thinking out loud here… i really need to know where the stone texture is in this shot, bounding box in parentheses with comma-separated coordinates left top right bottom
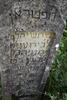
(0, 0, 67, 100)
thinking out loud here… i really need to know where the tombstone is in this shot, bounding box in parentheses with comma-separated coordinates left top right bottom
(0, 0, 67, 100)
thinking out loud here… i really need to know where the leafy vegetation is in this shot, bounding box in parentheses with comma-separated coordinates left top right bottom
(44, 20, 67, 100)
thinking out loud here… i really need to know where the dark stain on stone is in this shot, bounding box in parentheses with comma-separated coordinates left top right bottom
(26, 58, 29, 65)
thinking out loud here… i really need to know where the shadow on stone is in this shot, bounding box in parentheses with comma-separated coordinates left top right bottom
(12, 94, 19, 100)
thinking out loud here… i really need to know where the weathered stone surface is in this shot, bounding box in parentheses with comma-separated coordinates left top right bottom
(0, 0, 67, 100)
(0, 0, 17, 14)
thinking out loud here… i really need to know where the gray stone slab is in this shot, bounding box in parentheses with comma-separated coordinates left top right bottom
(0, 0, 67, 100)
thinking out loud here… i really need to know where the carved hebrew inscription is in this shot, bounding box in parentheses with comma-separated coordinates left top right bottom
(11, 7, 56, 19)
(10, 31, 55, 64)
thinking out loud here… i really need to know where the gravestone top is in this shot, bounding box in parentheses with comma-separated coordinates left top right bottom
(0, 0, 67, 100)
